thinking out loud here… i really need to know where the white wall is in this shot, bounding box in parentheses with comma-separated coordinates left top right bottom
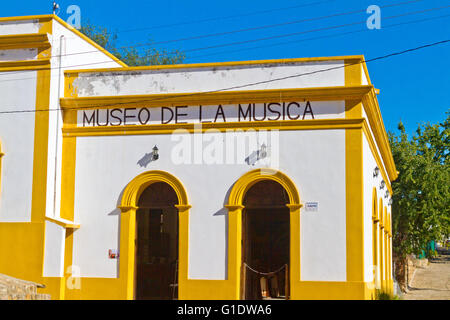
(45, 19, 124, 220)
(43, 221, 66, 277)
(0, 20, 40, 35)
(0, 49, 38, 61)
(72, 60, 345, 97)
(71, 128, 346, 280)
(363, 136, 375, 282)
(0, 71, 37, 222)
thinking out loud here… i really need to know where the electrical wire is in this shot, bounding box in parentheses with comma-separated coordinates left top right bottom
(115, 0, 337, 33)
(0, 38, 448, 115)
(0, 0, 423, 56)
(189, 12, 450, 60)
(0, 2, 446, 82)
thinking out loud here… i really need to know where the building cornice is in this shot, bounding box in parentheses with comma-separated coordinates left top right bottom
(0, 33, 50, 50)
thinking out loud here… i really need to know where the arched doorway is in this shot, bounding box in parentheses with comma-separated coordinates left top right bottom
(241, 180, 290, 300)
(135, 182, 179, 300)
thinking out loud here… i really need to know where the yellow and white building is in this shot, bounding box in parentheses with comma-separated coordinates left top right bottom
(0, 15, 396, 300)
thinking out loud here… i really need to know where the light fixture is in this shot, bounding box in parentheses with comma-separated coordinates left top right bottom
(380, 180, 385, 190)
(52, 2, 60, 15)
(152, 145, 159, 161)
(259, 143, 267, 159)
(388, 198, 393, 206)
(373, 166, 380, 178)
(385, 190, 389, 199)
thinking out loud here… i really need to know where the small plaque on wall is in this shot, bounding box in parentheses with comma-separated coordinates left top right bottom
(305, 202, 319, 212)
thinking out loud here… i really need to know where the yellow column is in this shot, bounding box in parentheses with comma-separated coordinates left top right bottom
(379, 224, 384, 291)
(118, 206, 137, 300)
(225, 205, 244, 299)
(287, 204, 302, 299)
(176, 204, 192, 299)
(344, 58, 365, 291)
(373, 219, 381, 290)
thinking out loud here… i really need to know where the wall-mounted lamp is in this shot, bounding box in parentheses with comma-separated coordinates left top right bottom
(373, 166, 380, 178)
(259, 143, 267, 159)
(380, 180, 385, 190)
(52, 2, 60, 15)
(152, 145, 159, 161)
(385, 190, 389, 199)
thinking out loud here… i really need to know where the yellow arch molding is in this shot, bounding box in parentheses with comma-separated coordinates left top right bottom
(372, 188, 380, 293)
(0, 141, 3, 197)
(225, 168, 302, 299)
(119, 170, 189, 208)
(118, 170, 191, 300)
(227, 168, 301, 206)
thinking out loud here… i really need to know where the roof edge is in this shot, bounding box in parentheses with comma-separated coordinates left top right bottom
(64, 55, 367, 75)
(0, 14, 127, 68)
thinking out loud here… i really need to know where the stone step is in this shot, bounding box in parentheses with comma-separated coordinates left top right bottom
(0, 274, 50, 300)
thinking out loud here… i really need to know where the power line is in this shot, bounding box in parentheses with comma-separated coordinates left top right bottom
(189, 12, 450, 60)
(113, 0, 423, 49)
(0, 0, 422, 57)
(0, 38, 448, 115)
(0, 2, 446, 82)
(115, 0, 337, 33)
(181, 4, 450, 54)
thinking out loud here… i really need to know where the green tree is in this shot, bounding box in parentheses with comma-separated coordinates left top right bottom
(80, 23, 185, 66)
(389, 111, 449, 287)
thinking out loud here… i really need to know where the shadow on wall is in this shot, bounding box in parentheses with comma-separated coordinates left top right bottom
(210, 184, 234, 279)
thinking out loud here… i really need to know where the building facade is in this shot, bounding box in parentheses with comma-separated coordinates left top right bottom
(0, 15, 396, 300)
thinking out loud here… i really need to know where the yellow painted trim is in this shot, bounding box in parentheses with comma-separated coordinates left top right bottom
(225, 168, 301, 299)
(118, 170, 190, 300)
(64, 72, 78, 97)
(60, 86, 373, 109)
(0, 59, 50, 72)
(0, 15, 52, 22)
(378, 199, 385, 291)
(345, 127, 364, 282)
(0, 33, 50, 50)
(344, 61, 365, 283)
(30, 19, 52, 222)
(120, 171, 189, 207)
(63, 118, 365, 137)
(383, 206, 388, 291)
(64, 55, 363, 75)
(362, 92, 398, 181)
(228, 169, 300, 206)
(345, 58, 362, 88)
(0, 222, 46, 289)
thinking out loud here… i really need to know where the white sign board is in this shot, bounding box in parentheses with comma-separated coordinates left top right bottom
(305, 202, 319, 212)
(76, 101, 345, 128)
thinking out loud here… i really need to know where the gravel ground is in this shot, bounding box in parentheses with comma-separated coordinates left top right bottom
(403, 255, 450, 300)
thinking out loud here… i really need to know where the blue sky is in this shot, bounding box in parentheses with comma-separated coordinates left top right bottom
(3, 0, 449, 136)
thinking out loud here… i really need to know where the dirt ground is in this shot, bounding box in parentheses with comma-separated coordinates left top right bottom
(403, 255, 450, 300)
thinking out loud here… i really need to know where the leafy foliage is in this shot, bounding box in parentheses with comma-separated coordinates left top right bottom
(389, 111, 450, 260)
(80, 23, 185, 66)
